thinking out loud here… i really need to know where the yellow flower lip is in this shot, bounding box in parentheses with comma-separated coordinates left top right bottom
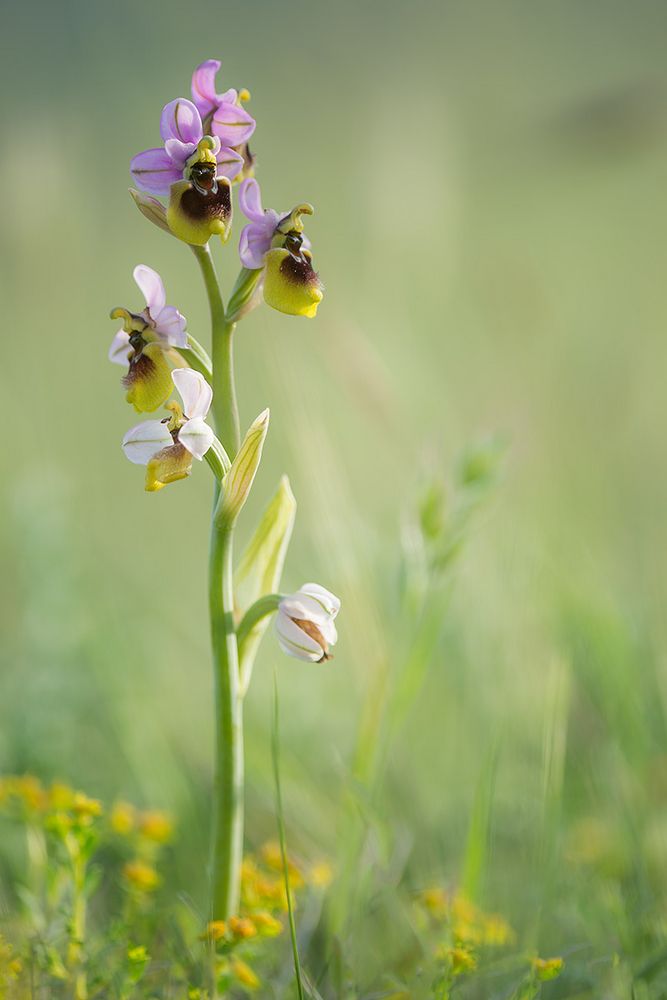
(167, 177, 232, 246)
(123, 342, 174, 414)
(263, 247, 323, 318)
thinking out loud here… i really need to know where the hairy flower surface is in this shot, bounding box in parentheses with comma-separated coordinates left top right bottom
(122, 368, 214, 491)
(131, 98, 243, 195)
(110, 265, 187, 413)
(275, 583, 340, 662)
(238, 178, 323, 317)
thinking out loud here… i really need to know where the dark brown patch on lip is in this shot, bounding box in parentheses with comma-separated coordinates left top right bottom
(290, 617, 332, 662)
(123, 350, 155, 388)
(179, 181, 231, 223)
(279, 252, 319, 288)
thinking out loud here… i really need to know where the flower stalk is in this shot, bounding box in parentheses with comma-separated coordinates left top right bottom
(191, 243, 239, 457)
(116, 58, 339, 931)
(193, 245, 245, 919)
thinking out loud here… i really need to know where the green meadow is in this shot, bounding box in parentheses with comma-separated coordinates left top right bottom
(2, 1, 667, 995)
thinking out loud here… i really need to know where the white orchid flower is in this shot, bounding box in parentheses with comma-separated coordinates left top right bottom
(274, 583, 340, 662)
(122, 368, 214, 491)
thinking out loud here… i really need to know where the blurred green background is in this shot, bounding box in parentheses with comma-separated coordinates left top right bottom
(2, 0, 667, 993)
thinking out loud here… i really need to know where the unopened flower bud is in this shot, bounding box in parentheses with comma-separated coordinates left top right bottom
(129, 188, 174, 236)
(275, 583, 340, 662)
(217, 409, 269, 526)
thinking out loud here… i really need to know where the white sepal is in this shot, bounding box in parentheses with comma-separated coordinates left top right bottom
(109, 329, 131, 365)
(178, 416, 214, 460)
(172, 368, 212, 419)
(274, 611, 323, 662)
(133, 264, 166, 316)
(122, 420, 172, 465)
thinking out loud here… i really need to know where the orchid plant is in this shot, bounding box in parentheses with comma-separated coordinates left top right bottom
(111, 60, 339, 927)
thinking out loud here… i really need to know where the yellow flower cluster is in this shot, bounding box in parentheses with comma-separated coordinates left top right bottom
(110, 801, 174, 844)
(201, 843, 333, 992)
(0, 935, 22, 986)
(0, 776, 104, 848)
(532, 956, 564, 981)
(0, 775, 171, 902)
(109, 800, 173, 897)
(417, 886, 515, 978)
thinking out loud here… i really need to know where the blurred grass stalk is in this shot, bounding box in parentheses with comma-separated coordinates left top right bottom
(329, 441, 505, 938)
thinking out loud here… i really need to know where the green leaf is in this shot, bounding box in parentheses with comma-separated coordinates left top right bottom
(236, 476, 297, 688)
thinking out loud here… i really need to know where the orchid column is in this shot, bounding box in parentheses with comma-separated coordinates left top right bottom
(110, 59, 337, 923)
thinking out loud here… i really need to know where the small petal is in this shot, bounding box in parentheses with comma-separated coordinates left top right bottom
(164, 137, 198, 169)
(178, 416, 214, 460)
(216, 145, 244, 181)
(191, 59, 222, 118)
(160, 98, 203, 145)
(239, 222, 273, 270)
(172, 368, 212, 419)
(130, 148, 184, 195)
(109, 329, 131, 366)
(153, 305, 187, 348)
(238, 178, 264, 222)
(210, 101, 256, 147)
(122, 420, 173, 465)
(275, 612, 323, 662)
(299, 583, 341, 620)
(133, 265, 166, 317)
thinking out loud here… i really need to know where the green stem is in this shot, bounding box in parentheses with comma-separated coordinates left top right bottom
(177, 334, 213, 381)
(209, 523, 243, 919)
(272, 669, 304, 1000)
(193, 241, 244, 922)
(191, 244, 240, 457)
(66, 838, 88, 1000)
(236, 593, 281, 652)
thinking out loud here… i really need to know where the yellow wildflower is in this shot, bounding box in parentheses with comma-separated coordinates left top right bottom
(482, 913, 515, 946)
(123, 860, 160, 892)
(14, 775, 48, 812)
(420, 887, 448, 919)
(202, 920, 227, 942)
(111, 801, 136, 836)
(72, 792, 103, 821)
(449, 946, 477, 975)
(138, 810, 173, 843)
(231, 957, 260, 990)
(229, 916, 257, 940)
(49, 782, 75, 810)
(533, 956, 564, 981)
(127, 945, 149, 963)
(308, 861, 333, 888)
(253, 911, 283, 936)
(260, 841, 304, 887)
